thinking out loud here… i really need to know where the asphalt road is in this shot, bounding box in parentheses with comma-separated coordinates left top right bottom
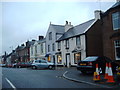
(2, 67, 100, 89)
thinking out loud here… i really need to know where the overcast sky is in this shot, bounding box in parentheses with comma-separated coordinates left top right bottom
(1, 0, 116, 55)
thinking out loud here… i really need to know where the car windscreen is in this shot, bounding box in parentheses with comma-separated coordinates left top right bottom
(83, 57, 98, 61)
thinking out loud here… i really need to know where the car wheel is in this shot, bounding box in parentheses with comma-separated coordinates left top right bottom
(49, 65, 53, 69)
(32, 66, 37, 69)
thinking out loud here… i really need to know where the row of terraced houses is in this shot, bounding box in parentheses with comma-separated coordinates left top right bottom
(1, 1, 120, 67)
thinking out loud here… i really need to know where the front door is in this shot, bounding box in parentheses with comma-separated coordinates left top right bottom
(66, 54, 70, 67)
(53, 55, 55, 64)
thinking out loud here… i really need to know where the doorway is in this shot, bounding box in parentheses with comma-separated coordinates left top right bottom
(66, 53, 70, 67)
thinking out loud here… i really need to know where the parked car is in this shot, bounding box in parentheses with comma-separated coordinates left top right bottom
(77, 56, 118, 74)
(31, 60, 55, 69)
(16, 62, 29, 68)
(25, 62, 32, 67)
(0, 64, 6, 67)
(6, 64, 13, 68)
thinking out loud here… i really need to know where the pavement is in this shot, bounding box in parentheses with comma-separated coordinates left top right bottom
(55, 67, 120, 88)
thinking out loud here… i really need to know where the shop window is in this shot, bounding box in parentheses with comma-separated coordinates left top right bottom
(57, 55, 62, 64)
(74, 53, 81, 64)
(114, 40, 120, 60)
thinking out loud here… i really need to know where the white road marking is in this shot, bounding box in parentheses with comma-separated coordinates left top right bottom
(5, 78, 16, 90)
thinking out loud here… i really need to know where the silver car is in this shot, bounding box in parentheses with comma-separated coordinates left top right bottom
(31, 60, 55, 69)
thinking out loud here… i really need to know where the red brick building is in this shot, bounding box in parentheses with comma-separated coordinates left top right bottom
(101, 1, 120, 63)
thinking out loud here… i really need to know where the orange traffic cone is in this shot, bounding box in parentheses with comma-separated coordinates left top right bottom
(106, 63, 115, 83)
(93, 63, 100, 81)
(104, 63, 109, 79)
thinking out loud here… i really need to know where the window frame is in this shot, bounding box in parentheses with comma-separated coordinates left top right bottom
(112, 12, 120, 30)
(76, 36, 81, 46)
(74, 53, 81, 64)
(52, 43, 55, 51)
(49, 32, 52, 40)
(48, 45, 50, 52)
(41, 43, 43, 53)
(114, 40, 120, 60)
(65, 39, 69, 49)
(58, 41, 61, 50)
(57, 55, 62, 64)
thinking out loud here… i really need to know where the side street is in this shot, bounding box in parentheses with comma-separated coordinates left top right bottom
(1, 0, 120, 89)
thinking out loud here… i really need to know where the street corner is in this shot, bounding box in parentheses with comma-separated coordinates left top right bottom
(62, 69, 120, 88)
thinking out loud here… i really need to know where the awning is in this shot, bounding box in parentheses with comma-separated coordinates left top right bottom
(55, 52, 61, 55)
(72, 49, 81, 53)
(45, 54, 51, 57)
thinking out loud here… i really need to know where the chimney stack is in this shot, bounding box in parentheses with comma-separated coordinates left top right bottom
(39, 36, 44, 40)
(65, 21, 73, 32)
(94, 10, 101, 20)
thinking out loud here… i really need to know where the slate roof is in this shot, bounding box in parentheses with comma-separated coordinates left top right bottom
(110, 1, 120, 9)
(57, 19, 96, 41)
(26, 40, 35, 48)
(16, 45, 25, 51)
(37, 38, 46, 43)
(51, 24, 65, 33)
(102, 1, 120, 16)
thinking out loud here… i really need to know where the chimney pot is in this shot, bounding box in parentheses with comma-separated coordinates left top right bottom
(69, 22, 71, 25)
(66, 21, 68, 25)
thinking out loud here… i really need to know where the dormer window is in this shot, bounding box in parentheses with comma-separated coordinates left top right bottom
(49, 32, 52, 40)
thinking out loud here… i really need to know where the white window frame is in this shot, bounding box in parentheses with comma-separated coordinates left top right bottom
(114, 40, 120, 60)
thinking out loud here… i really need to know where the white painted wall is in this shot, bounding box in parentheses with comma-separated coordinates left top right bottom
(30, 40, 46, 61)
(58, 35, 86, 67)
